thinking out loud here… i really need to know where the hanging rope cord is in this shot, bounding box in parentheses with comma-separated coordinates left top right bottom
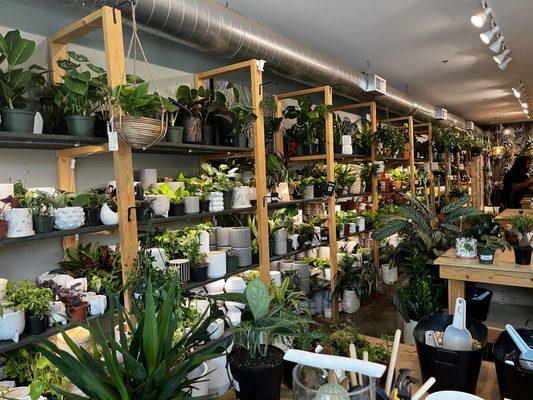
(111, 2, 167, 149)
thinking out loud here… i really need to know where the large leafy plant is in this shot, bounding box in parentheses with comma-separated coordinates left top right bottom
(0, 30, 46, 109)
(283, 96, 333, 145)
(266, 153, 289, 190)
(373, 123, 406, 158)
(38, 278, 225, 399)
(200, 163, 237, 192)
(113, 81, 176, 117)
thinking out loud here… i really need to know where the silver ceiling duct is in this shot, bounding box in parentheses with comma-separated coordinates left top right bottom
(72, 0, 479, 133)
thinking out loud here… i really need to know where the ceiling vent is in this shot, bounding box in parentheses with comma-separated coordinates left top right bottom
(366, 74, 387, 95)
(466, 121, 475, 131)
(435, 107, 448, 120)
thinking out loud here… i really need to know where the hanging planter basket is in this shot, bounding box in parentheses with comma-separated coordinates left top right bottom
(115, 114, 167, 149)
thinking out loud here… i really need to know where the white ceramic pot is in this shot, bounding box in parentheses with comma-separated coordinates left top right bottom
(205, 279, 226, 294)
(374, 161, 385, 173)
(274, 240, 287, 256)
(207, 318, 224, 340)
(67, 277, 87, 291)
(100, 203, 119, 225)
(27, 187, 57, 196)
(187, 362, 209, 398)
(288, 234, 299, 251)
(85, 294, 107, 316)
(145, 248, 166, 270)
(355, 216, 365, 232)
(426, 391, 483, 400)
(216, 227, 232, 247)
(208, 191, 224, 212)
(318, 246, 330, 259)
(323, 308, 332, 319)
(226, 309, 242, 326)
(279, 259, 294, 272)
(0, 278, 6, 301)
(53, 206, 84, 231)
(139, 168, 157, 189)
(199, 230, 210, 253)
(224, 276, 246, 293)
(206, 354, 231, 396)
(230, 227, 251, 248)
(233, 247, 252, 267)
(342, 290, 360, 314)
(49, 301, 67, 326)
(183, 196, 200, 215)
(455, 237, 478, 258)
(273, 228, 287, 243)
(225, 301, 245, 312)
(232, 186, 251, 208)
(293, 261, 310, 279)
(5, 208, 34, 238)
(304, 185, 315, 200)
(324, 268, 332, 281)
(403, 319, 418, 345)
(0, 310, 25, 342)
(342, 134, 352, 145)
(206, 251, 226, 278)
(269, 271, 282, 287)
(381, 263, 398, 284)
(146, 194, 170, 217)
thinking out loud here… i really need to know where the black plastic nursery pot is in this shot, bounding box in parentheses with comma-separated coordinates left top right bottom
(202, 124, 215, 145)
(26, 314, 47, 335)
(1, 108, 35, 132)
(303, 143, 317, 155)
(182, 116, 202, 143)
(466, 287, 493, 322)
(513, 246, 532, 265)
(33, 215, 54, 234)
(136, 207, 154, 221)
(414, 314, 487, 394)
(334, 144, 343, 154)
(252, 252, 259, 264)
(493, 328, 533, 400)
(190, 263, 208, 282)
(65, 115, 96, 137)
(166, 126, 184, 143)
(95, 118, 109, 138)
(169, 202, 185, 216)
(281, 359, 296, 390)
(478, 248, 495, 264)
(227, 256, 239, 273)
(85, 207, 101, 227)
(200, 199, 210, 213)
(222, 190, 233, 210)
(229, 346, 284, 400)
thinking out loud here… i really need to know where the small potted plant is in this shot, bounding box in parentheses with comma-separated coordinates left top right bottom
(135, 197, 154, 221)
(178, 231, 208, 282)
(352, 123, 373, 156)
(173, 85, 205, 144)
(197, 179, 211, 213)
(372, 123, 406, 159)
(74, 189, 108, 226)
(509, 213, 533, 265)
(334, 163, 357, 196)
(334, 254, 361, 314)
(166, 102, 184, 143)
(266, 153, 288, 202)
(200, 163, 237, 210)
(455, 216, 478, 258)
(0, 30, 46, 132)
(27, 190, 56, 234)
(53, 192, 86, 231)
(333, 114, 355, 154)
(59, 289, 88, 321)
(389, 168, 410, 191)
(2, 181, 34, 238)
(477, 234, 510, 264)
(6, 280, 53, 335)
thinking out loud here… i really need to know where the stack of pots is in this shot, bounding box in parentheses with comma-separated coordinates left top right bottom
(209, 191, 224, 212)
(230, 227, 252, 268)
(168, 259, 190, 283)
(293, 260, 310, 293)
(273, 228, 288, 256)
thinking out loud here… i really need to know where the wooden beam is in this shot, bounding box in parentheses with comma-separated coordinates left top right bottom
(49, 8, 104, 44)
(428, 124, 436, 213)
(195, 60, 254, 81)
(444, 150, 450, 203)
(275, 86, 331, 100)
(334, 102, 375, 112)
(408, 117, 415, 193)
(56, 144, 109, 158)
(274, 95, 284, 155)
(370, 102, 378, 213)
(56, 153, 78, 250)
(381, 116, 411, 123)
(48, 40, 67, 84)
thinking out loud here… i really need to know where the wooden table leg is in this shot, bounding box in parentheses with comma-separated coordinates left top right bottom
(448, 279, 465, 313)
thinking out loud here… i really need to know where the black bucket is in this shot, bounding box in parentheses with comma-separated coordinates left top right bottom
(414, 314, 487, 394)
(493, 328, 533, 400)
(466, 287, 493, 322)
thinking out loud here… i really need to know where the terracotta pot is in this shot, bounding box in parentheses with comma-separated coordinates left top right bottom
(0, 220, 7, 240)
(69, 304, 88, 321)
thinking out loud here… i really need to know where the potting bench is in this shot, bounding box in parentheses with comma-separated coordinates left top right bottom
(493, 208, 533, 226)
(435, 247, 533, 342)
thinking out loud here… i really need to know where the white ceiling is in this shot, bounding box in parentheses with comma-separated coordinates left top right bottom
(219, 0, 533, 125)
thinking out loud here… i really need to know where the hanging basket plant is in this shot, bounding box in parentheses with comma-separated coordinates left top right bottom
(110, 4, 175, 149)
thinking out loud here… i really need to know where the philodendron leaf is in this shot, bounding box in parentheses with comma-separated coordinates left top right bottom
(5, 30, 35, 67)
(246, 278, 269, 321)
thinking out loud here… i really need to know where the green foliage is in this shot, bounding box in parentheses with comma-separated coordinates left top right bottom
(200, 163, 237, 192)
(148, 183, 189, 204)
(71, 189, 108, 209)
(6, 280, 52, 318)
(113, 82, 176, 117)
(283, 96, 333, 145)
(37, 277, 225, 399)
(334, 163, 357, 191)
(333, 114, 356, 145)
(54, 192, 101, 208)
(433, 125, 461, 153)
(334, 254, 376, 303)
(27, 190, 57, 217)
(373, 124, 406, 158)
(352, 123, 373, 155)
(510, 213, 533, 247)
(389, 168, 410, 183)
(477, 234, 510, 252)
(360, 163, 380, 186)
(266, 153, 289, 189)
(0, 30, 46, 109)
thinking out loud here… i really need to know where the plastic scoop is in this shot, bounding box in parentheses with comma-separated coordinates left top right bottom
(425, 331, 441, 348)
(505, 324, 533, 371)
(443, 298, 472, 351)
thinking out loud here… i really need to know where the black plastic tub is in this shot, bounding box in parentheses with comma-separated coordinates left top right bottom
(466, 287, 493, 322)
(414, 314, 487, 394)
(493, 328, 533, 400)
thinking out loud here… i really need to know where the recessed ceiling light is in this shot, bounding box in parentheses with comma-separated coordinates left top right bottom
(489, 35, 504, 52)
(471, 6, 492, 27)
(481, 25, 500, 44)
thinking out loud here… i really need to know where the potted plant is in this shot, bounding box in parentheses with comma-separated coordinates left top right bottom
(27, 190, 56, 234)
(7, 280, 53, 335)
(200, 163, 237, 210)
(0, 30, 46, 132)
(53, 192, 86, 231)
(173, 84, 215, 144)
(389, 168, 410, 191)
(455, 216, 478, 258)
(214, 279, 310, 400)
(477, 234, 510, 264)
(2, 181, 34, 238)
(199, 86, 231, 145)
(197, 179, 212, 213)
(334, 254, 361, 314)
(333, 114, 355, 154)
(166, 102, 184, 143)
(509, 213, 533, 265)
(73, 189, 108, 226)
(266, 153, 288, 202)
(58, 289, 88, 321)
(226, 248, 239, 273)
(135, 197, 154, 221)
(352, 122, 373, 156)
(178, 230, 208, 281)
(372, 123, 406, 159)
(334, 163, 357, 196)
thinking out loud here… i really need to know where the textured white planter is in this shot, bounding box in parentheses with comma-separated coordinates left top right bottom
(342, 290, 360, 314)
(273, 228, 287, 243)
(183, 196, 200, 215)
(146, 194, 170, 217)
(168, 259, 190, 282)
(342, 145, 353, 155)
(323, 308, 332, 319)
(279, 259, 294, 272)
(216, 227, 232, 247)
(324, 268, 332, 281)
(53, 207, 84, 231)
(0, 310, 25, 342)
(341, 135, 352, 145)
(208, 191, 224, 212)
(224, 276, 246, 293)
(269, 271, 282, 287)
(304, 185, 315, 200)
(230, 227, 251, 248)
(205, 279, 225, 294)
(187, 362, 209, 398)
(206, 251, 226, 278)
(199, 230, 210, 254)
(49, 301, 67, 326)
(85, 294, 107, 316)
(355, 216, 365, 232)
(318, 246, 330, 259)
(248, 187, 257, 202)
(100, 203, 119, 225)
(403, 319, 418, 345)
(5, 208, 34, 238)
(145, 248, 166, 270)
(274, 240, 287, 256)
(381, 263, 398, 284)
(456, 237, 478, 258)
(232, 186, 251, 208)
(207, 318, 224, 340)
(233, 247, 252, 267)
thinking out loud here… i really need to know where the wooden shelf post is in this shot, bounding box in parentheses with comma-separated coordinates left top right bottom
(408, 116, 415, 193)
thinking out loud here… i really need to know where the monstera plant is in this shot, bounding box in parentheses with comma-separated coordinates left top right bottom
(0, 29, 46, 132)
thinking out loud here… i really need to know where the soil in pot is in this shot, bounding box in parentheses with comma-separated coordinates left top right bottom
(166, 126, 184, 143)
(0, 220, 6, 240)
(169, 202, 185, 216)
(26, 314, 47, 335)
(478, 248, 495, 264)
(69, 304, 88, 321)
(514, 246, 532, 265)
(65, 115, 96, 137)
(200, 199, 210, 213)
(33, 215, 54, 234)
(136, 207, 153, 221)
(202, 124, 215, 145)
(190, 263, 208, 282)
(229, 346, 284, 400)
(1, 108, 35, 132)
(85, 207, 101, 227)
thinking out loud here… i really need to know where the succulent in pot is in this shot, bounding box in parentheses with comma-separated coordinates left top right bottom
(477, 234, 510, 265)
(509, 213, 533, 265)
(27, 190, 56, 234)
(0, 30, 46, 132)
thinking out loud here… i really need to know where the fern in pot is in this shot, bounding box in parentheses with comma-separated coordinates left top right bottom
(0, 30, 46, 132)
(509, 213, 533, 265)
(477, 234, 510, 265)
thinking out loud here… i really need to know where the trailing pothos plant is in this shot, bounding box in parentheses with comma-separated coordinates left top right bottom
(0, 30, 46, 109)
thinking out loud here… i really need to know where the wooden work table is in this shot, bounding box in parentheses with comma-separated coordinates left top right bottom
(435, 247, 533, 342)
(493, 208, 533, 225)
